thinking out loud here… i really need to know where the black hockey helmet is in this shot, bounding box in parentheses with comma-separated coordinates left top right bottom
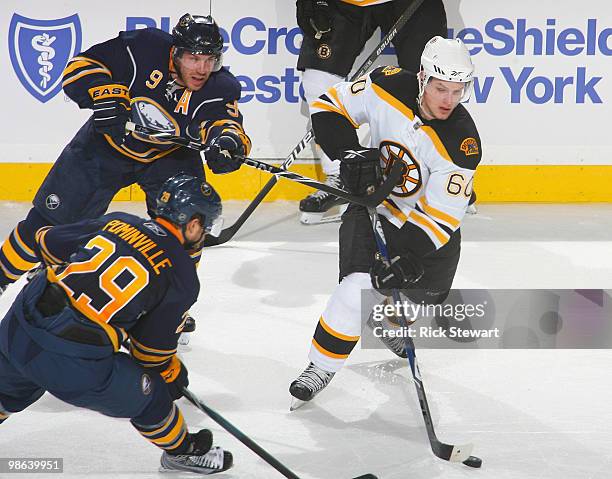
(155, 173, 222, 237)
(172, 13, 224, 70)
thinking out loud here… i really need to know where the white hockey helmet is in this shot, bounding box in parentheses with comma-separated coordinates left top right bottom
(418, 36, 475, 104)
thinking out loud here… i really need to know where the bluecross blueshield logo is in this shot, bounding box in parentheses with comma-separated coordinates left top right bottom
(8, 14, 82, 103)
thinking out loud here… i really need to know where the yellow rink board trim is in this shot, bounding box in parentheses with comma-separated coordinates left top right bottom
(1, 163, 612, 202)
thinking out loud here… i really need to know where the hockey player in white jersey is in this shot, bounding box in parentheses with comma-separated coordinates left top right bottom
(290, 37, 482, 406)
(296, 0, 447, 224)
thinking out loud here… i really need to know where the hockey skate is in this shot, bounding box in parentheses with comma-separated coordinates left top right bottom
(160, 429, 233, 474)
(366, 302, 408, 359)
(466, 191, 478, 215)
(178, 312, 196, 346)
(299, 173, 348, 225)
(289, 362, 335, 411)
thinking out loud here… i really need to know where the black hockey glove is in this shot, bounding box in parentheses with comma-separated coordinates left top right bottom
(297, 0, 332, 40)
(339, 148, 382, 195)
(370, 252, 425, 295)
(205, 130, 245, 174)
(88, 81, 131, 145)
(161, 356, 189, 401)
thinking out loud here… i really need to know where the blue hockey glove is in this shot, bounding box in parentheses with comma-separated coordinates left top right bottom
(88, 82, 131, 145)
(205, 130, 245, 174)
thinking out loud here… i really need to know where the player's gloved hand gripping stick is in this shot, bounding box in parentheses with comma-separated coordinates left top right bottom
(125, 122, 406, 211)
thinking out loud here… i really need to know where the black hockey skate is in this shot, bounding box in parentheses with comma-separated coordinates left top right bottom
(366, 304, 408, 359)
(160, 429, 233, 474)
(299, 173, 348, 225)
(289, 362, 335, 410)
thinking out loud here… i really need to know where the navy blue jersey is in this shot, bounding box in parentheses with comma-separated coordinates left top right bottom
(62, 28, 250, 163)
(33, 212, 198, 369)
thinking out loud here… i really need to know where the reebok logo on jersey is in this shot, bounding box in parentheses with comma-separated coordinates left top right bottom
(460, 138, 479, 156)
(144, 222, 167, 236)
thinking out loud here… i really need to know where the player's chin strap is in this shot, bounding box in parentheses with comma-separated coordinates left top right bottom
(181, 386, 378, 479)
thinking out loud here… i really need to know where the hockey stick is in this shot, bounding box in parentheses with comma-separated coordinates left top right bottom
(367, 207, 482, 467)
(182, 387, 377, 479)
(125, 122, 405, 210)
(201, 0, 425, 246)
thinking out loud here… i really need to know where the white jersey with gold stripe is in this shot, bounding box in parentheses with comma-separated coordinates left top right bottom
(340, 0, 393, 6)
(310, 66, 482, 255)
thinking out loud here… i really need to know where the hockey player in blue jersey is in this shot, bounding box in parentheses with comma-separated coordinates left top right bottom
(0, 174, 233, 474)
(0, 13, 251, 335)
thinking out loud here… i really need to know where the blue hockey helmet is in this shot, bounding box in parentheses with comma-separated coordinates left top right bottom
(155, 174, 222, 234)
(172, 13, 224, 71)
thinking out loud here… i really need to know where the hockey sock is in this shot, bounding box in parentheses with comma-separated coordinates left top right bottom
(132, 404, 188, 452)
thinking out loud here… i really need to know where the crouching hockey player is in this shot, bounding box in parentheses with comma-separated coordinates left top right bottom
(289, 37, 482, 407)
(0, 174, 231, 474)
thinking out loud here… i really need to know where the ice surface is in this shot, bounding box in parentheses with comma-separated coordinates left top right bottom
(1, 201, 611, 478)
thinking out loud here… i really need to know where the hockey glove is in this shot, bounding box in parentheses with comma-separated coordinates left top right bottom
(161, 355, 189, 401)
(370, 252, 425, 295)
(297, 0, 332, 40)
(205, 130, 245, 174)
(88, 81, 131, 145)
(339, 148, 382, 195)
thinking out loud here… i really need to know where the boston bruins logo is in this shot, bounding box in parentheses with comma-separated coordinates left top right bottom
(317, 44, 332, 59)
(379, 140, 422, 197)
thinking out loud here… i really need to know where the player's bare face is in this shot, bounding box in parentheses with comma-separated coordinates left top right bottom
(420, 79, 465, 120)
(176, 52, 217, 91)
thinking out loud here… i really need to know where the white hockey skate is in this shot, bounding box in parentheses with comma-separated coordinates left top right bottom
(289, 362, 335, 411)
(159, 429, 232, 475)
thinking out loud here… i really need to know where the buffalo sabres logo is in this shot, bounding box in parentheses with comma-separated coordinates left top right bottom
(201, 183, 212, 196)
(131, 98, 179, 144)
(379, 140, 422, 197)
(141, 374, 152, 395)
(45, 194, 60, 210)
(9, 14, 82, 103)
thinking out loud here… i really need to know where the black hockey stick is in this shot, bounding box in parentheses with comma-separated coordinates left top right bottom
(125, 122, 404, 210)
(182, 387, 377, 479)
(367, 207, 482, 467)
(200, 0, 425, 246)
